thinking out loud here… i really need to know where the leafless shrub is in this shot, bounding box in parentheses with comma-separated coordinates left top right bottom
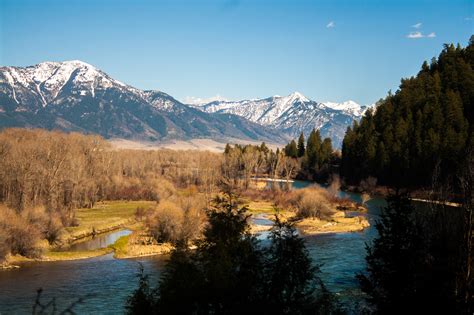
(45, 214, 64, 245)
(148, 201, 184, 244)
(0, 228, 8, 263)
(145, 193, 207, 245)
(283, 186, 336, 220)
(0, 205, 43, 259)
(328, 174, 341, 198)
(181, 206, 205, 244)
(135, 206, 154, 221)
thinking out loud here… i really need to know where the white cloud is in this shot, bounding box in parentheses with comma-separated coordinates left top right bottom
(465, 16, 473, 21)
(182, 95, 229, 105)
(326, 21, 335, 28)
(407, 31, 424, 39)
(412, 22, 422, 29)
(406, 31, 437, 39)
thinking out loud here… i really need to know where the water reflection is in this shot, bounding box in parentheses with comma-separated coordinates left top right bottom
(63, 229, 132, 252)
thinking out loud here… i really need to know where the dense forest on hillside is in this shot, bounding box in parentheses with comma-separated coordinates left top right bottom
(341, 38, 474, 190)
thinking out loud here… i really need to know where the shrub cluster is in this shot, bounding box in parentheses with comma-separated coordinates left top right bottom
(145, 194, 206, 245)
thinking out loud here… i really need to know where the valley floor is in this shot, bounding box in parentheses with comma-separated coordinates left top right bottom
(3, 193, 369, 268)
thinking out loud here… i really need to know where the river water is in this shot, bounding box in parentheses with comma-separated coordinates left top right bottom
(0, 181, 386, 314)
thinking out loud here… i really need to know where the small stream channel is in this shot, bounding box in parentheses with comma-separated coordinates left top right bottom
(60, 229, 133, 252)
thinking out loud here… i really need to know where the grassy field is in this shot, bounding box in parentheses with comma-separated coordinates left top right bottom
(63, 200, 156, 242)
(246, 200, 277, 214)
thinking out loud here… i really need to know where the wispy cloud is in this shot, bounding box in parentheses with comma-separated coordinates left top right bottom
(465, 16, 474, 21)
(406, 22, 436, 39)
(326, 21, 335, 28)
(407, 31, 424, 39)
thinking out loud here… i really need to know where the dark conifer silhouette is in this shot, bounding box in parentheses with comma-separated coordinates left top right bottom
(126, 191, 342, 314)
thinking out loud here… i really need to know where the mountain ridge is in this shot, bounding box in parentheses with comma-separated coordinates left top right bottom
(0, 60, 289, 144)
(0, 60, 369, 148)
(190, 92, 370, 147)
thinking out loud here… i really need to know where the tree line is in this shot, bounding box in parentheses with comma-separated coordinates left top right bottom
(222, 142, 299, 188)
(222, 129, 338, 191)
(283, 129, 339, 182)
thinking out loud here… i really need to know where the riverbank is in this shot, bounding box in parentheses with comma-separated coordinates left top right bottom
(3, 247, 114, 268)
(109, 233, 173, 259)
(344, 183, 464, 206)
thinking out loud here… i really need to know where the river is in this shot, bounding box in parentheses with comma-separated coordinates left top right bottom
(0, 181, 385, 314)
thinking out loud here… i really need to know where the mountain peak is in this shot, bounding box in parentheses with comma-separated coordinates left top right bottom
(33, 60, 96, 71)
(61, 60, 95, 68)
(286, 91, 309, 103)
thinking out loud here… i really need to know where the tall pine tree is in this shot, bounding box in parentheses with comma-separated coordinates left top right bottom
(297, 132, 305, 157)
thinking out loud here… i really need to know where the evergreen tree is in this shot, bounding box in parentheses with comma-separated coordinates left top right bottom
(156, 193, 265, 314)
(127, 192, 342, 314)
(320, 138, 333, 166)
(306, 129, 322, 173)
(297, 132, 306, 157)
(284, 140, 298, 158)
(265, 217, 343, 314)
(125, 266, 156, 314)
(358, 194, 470, 314)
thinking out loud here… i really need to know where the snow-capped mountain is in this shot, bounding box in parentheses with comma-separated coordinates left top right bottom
(0, 61, 288, 143)
(191, 92, 370, 148)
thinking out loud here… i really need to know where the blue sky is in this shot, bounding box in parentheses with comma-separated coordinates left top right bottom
(0, 0, 472, 105)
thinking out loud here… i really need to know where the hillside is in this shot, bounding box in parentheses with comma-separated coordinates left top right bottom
(341, 39, 474, 189)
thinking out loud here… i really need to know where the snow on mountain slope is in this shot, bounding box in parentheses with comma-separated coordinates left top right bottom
(0, 61, 288, 144)
(320, 100, 366, 116)
(191, 92, 369, 148)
